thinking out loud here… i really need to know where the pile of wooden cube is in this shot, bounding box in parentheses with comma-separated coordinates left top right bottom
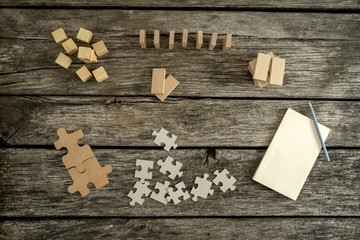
(248, 52, 286, 88)
(52, 27, 109, 83)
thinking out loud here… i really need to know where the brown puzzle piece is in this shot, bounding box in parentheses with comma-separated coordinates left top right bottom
(67, 156, 113, 197)
(53, 128, 95, 173)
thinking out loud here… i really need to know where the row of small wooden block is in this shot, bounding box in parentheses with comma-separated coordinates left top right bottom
(249, 52, 286, 88)
(140, 29, 232, 51)
(151, 69, 179, 102)
(52, 27, 109, 82)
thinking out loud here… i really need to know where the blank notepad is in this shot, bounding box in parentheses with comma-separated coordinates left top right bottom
(253, 108, 331, 200)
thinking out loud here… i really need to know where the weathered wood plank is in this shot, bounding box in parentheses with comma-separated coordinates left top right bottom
(1, 10, 358, 40)
(0, 97, 359, 147)
(0, 148, 358, 217)
(1, 38, 359, 98)
(0, 0, 359, 10)
(1, 218, 359, 240)
(1, 9, 359, 98)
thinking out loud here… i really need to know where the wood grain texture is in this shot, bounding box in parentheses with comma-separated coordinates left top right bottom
(2, 38, 359, 99)
(0, 9, 359, 98)
(0, 6, 359, 239)
(7, 9, 358, 40)
(1, 218, 359, 240)
(0, 0, 359, 10)
(0, 148, 358, 217)
(1, 97, 359, 147)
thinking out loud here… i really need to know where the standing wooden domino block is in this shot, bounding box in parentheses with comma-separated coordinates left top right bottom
(92, 40, 108, 57)
(51, 28, 68, 44)
(155, 75, 180, 102)
(78, 46, 92, 60)
(55, 52, 72, 69)
(208, 32, 218, 50)
(169, 31, 175, 49)
(269, 57, 286, 85)
(92, 66, 109, 82)
(139, 29, 146, 48)
(61, 38, 78, 55)
(182, 29, 188, 48)
(76, 27, 93, 44)
(222, 34, 232, 51)
(196, 31, 203, 49)
(151, 68, 166, 94)
(154, 30, 160, 49)
(253, 53, 272, 82)
(76, 66, 92, 82)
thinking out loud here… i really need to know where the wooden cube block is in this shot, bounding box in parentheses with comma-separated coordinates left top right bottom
(196, 31, 203, 49)
(61, 38, 78, 55)
(154, 30, 160, 49)
(90, 49, 97, 62)
(182, 29, 188, 48)
(270, 57, 286, 85)
(92, 66, 109, 82)
(51, 28, 68, 44)
(76, 27, 93, 44)
(253, 53, 272, 82)
(78, 46, 92, 60)
(155, 75, 180, 102)
(92, 40, 108, 57)
(83, 49, 97, 63)
(139, 30, 146, 48)
(169, 31, 175, 49)
(222, 34, 232, 51)
(55, 52, 72, 69)
(151, 68, 166, 94)
(208, 32, 218, 50)
(76, 66, 92, 82)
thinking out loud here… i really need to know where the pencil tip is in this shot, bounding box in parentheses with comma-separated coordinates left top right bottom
(308, 101, 312, 106)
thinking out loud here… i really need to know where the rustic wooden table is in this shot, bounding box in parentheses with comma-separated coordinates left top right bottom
(0, 1, 359, 239)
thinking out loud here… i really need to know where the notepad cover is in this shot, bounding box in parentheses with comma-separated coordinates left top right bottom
(252, 108, 331, 200)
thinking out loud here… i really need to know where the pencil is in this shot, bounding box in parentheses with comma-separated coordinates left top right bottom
(309, 102, 330, 162)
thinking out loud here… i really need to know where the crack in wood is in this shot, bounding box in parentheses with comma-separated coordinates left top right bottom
(204, 148, 216, 166)
(2, 122, 25, 145)
(0, 68, 59, 76)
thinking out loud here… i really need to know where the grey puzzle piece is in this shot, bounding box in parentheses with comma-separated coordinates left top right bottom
(150, 181, 170, 205)
(213, 169, 237, 193)
(157, 156, 183, 180)
(127, 181, 152, 206)
(190, 174, 214, 201)
(152, 128, 178, 151)
(167, 181, 190, 204)
(135, 159, 154, 183)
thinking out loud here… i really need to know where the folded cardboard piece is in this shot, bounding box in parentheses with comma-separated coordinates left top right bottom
(253, 108, 331, 200)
